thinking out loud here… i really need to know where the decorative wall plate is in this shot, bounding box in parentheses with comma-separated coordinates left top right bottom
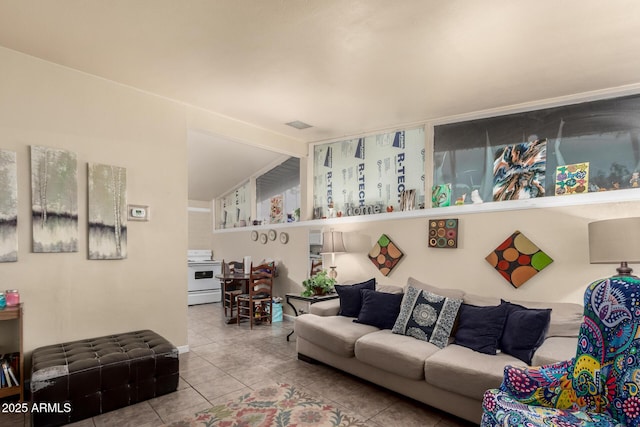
(268, 229, 277, 241)
(260, 233, 268, 244)
(251, 230, 259, 241)
(280, 232, 289, 244)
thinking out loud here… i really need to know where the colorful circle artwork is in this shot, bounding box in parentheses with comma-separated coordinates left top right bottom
(428, 218, 458, 249)
(485, 230, 553, 288)
(368, 234, 404, 276)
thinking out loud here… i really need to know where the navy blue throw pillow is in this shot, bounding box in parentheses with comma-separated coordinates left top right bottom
(355, 289, 404, 329)
(454, 302, 508, 355)
(334, 279, 376, 317)
(500, 300, 551, 365)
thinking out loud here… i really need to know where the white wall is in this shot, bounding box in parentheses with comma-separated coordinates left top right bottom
(0, 47, 189, 358)
(188, 200, 213, 250)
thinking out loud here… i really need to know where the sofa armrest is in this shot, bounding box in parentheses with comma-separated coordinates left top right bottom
(309, 299, 340, 316)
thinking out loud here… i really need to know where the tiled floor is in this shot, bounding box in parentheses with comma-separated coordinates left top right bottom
(3, 303, 478, 426)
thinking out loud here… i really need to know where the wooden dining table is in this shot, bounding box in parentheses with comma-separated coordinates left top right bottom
(216, 272, 251, 324)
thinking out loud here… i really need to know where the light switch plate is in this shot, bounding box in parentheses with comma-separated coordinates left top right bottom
(128, 204, 150, 221)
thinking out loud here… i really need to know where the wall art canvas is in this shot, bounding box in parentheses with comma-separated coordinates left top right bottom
(428, 218, 458, 248)
(31, 145, 78, 253)
(493, 139, 547, 201)
(485, 230, 553, 288)
(368, 234, 404, 276)
(0, 150, 18, 262)
(431, 183, 451, 207)
(270, 194, 284, 223)
(88, 163, 127, 260)
(555, 162, 589, 195)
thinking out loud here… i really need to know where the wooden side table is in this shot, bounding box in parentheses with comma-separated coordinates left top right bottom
(0, 303, 23, 401)
(285, 293, 339, 341)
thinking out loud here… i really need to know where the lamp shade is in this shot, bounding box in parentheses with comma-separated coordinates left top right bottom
(588, 217, 640, 264)
(321, 231, 346, 254)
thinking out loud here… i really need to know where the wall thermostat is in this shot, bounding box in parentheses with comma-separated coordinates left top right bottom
(128, 204, 150, 221)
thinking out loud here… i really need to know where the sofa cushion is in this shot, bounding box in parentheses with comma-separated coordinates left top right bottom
(355, 289, 404, 330)
(392, 285, 462, 348)
(531, 336, 578, 366)
(309, 298, 340, 316)
(454, 302, 508, 355)
(406, 277, 465, 299)
(511, 299, 583, 338)
(424, 344, 523, 400)
(294, 314, 379, 357)
(500, 301, 551, 365)
(335, 278, 376, 317)
(355, 330, 440, 380)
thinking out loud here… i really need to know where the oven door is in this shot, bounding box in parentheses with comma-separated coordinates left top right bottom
(188, 263, 221, 292)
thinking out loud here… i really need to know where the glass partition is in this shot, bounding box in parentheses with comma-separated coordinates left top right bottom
(433, 94, 640, 206)
(312, 127, 425, 218)
(216, 181, 250, 229)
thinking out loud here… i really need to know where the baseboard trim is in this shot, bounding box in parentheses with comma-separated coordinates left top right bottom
(177, 345, 190, 354)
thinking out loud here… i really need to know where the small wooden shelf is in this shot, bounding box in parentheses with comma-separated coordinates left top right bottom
(0, 304, 23, 401)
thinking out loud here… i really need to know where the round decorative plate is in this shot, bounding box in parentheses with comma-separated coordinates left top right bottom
(280, 232, 289, 244)
(259, 233, 268, 244)
(268, 229, 277, 241)
(251, 230, 259, 241)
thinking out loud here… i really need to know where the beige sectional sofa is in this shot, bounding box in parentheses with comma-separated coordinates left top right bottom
(294, 277, 583, 423)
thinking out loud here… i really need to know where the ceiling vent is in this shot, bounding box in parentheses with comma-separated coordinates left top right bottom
(285, 120, 312, 130)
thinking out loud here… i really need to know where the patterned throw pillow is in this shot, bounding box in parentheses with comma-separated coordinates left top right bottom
(392, 285, 462, 348)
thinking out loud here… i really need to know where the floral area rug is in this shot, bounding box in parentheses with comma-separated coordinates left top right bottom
(164, 383, 369, 427)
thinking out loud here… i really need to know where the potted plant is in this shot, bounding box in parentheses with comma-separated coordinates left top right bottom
(302, 270, 336, 297)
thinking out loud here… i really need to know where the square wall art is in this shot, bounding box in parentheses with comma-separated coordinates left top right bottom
(485, 230, 553, 288)
(428, 218, 458, 248)
(493, 139, 546, 201)
(555, 162, 589, 195)
(368, 234, 404, 276)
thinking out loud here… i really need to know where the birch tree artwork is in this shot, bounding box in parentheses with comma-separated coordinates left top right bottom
(0, 150, 18, 262)
(31, 145, 78, 252)
(88, 163, 127, 260)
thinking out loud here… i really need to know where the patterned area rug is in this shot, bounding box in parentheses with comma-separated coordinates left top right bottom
(164, 383, 368, 427)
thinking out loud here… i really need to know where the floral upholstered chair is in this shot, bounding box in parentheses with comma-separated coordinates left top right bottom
(481, 276, 640, 427)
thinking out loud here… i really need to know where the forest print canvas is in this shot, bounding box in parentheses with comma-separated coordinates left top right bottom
(0, 150, 18, 262)
(31, 145, 78, 252)
(88, 163, 127, 260)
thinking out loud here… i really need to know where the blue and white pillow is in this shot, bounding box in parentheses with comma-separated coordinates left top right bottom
(392, 285, 462, 348)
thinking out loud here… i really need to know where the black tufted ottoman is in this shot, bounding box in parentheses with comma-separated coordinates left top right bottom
(30, 330, 179, 427)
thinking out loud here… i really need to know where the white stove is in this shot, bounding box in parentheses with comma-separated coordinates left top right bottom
(187, 250, 222, 305)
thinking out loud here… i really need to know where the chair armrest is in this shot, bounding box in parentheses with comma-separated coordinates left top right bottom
(309, 299, 340, 316)
(499, 359, 575, 407)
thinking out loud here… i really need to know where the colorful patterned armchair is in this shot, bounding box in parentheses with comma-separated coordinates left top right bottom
(481, 276, 640, 427)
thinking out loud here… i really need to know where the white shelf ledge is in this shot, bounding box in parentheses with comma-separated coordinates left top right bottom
(213, 188, 640, 233)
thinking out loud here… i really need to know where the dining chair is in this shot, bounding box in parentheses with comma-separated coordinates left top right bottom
(236, 262, 275, 329)
(222, 260, 245, 318)
(310, 259, 323, 276)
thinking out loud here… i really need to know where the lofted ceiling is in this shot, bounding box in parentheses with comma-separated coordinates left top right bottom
(2, 1, 640, 200)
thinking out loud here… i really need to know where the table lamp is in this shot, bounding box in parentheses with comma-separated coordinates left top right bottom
(321, 229, 346, 280)
(588, 217, 640, 277)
